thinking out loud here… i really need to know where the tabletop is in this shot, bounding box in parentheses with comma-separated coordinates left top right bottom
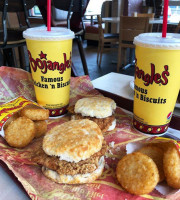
(102, 17, 119, 23)
(0, 162, 30, 200)
(102, 17, 179, 26)
(149, 18, 179, 25)
(92, 72, 134, 100)
(84, 12, 100, 17)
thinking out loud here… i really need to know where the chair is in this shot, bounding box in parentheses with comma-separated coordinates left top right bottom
(133, 12, 155, 32)
(97, 15, 119, 67)
(52, 0, 90, 76)
(117, 16, 149, 72)
(0, 0, 36, 69)
(175, 21, 180, 33)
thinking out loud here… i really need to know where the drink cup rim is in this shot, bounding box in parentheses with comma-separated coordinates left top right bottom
(134, 33, 180, 50)
(23, 27, 75, 41)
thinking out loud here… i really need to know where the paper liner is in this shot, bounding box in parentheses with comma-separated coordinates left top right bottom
(0, 66, 36, 104)
(0, 66, 178, 200)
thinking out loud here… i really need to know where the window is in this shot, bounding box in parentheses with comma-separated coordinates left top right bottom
(162, 0, 180, 22)
(168, 0, 180, 6)
(168, 6, 180, 21)
(84, 0, 111, 21)
(29, 6, 41, 17)
(85, 0, 106, 15)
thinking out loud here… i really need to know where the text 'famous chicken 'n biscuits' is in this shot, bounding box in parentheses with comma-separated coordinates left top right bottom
(32, 119, 107, 184)
(69, 96, 116, 132)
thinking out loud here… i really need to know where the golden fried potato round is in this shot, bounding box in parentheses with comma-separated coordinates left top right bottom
(20, 104, 49, 120)
(116, 152, 159, 195)
(3, 112, 20, 130)
(34, 120, 47, 138)
(150, 142, 174, 153)
(137, 146, 165, 182)
(163, 145, 180, 189)
(5, 116, 35, 148)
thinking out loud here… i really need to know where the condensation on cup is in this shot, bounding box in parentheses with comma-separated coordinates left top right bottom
(133, 33, 180, 134)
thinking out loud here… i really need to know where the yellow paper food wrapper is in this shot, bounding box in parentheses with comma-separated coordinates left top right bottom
(0, 96, 39, 136)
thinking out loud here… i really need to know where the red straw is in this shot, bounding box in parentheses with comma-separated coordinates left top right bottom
(162, 0, 169, 38)
(47, 0, 51, 31)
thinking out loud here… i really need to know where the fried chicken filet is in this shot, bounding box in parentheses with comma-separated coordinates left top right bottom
(69, 96, 117, 132)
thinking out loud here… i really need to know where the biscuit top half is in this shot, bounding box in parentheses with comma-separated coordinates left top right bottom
(74, 96, 116, 118)
(43, 119, 104, 163)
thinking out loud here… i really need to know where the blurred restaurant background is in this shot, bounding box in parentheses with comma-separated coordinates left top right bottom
(0, 0, 180, 80)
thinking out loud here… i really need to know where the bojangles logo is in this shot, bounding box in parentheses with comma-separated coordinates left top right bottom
(28, 50, 72, 74)
(135, 59, 170, 86)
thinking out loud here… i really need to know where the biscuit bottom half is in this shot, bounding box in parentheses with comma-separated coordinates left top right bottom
(42, 156, 105, 184)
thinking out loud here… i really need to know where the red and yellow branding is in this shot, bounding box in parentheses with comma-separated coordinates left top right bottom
(28, 50, 72, 74)
(25, 38, 73, 116)
(0, 96, 38, 131)
(133, 45, 180, 134)
(135, 61, 169, 86)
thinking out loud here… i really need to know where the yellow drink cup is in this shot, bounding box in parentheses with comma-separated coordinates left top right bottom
(133, 33, 180, 134)
(23, 27, 74, 117)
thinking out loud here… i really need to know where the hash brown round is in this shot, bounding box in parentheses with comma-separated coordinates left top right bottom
(20, 104, 49, 120)
(137, 146, 165, 182)
(116, 152, 159, 195)
(34, 120, 47, 138)
(163, 145, 180, 188)
(5, 116, 35, 148)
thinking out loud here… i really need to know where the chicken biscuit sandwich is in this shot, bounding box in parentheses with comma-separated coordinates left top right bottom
(32, 119, 107, 184)
(69, 96, 116, 132)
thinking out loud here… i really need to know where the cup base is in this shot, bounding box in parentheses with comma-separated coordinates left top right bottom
(133, 118, 169, 135)
(48, 105, 69, 117)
